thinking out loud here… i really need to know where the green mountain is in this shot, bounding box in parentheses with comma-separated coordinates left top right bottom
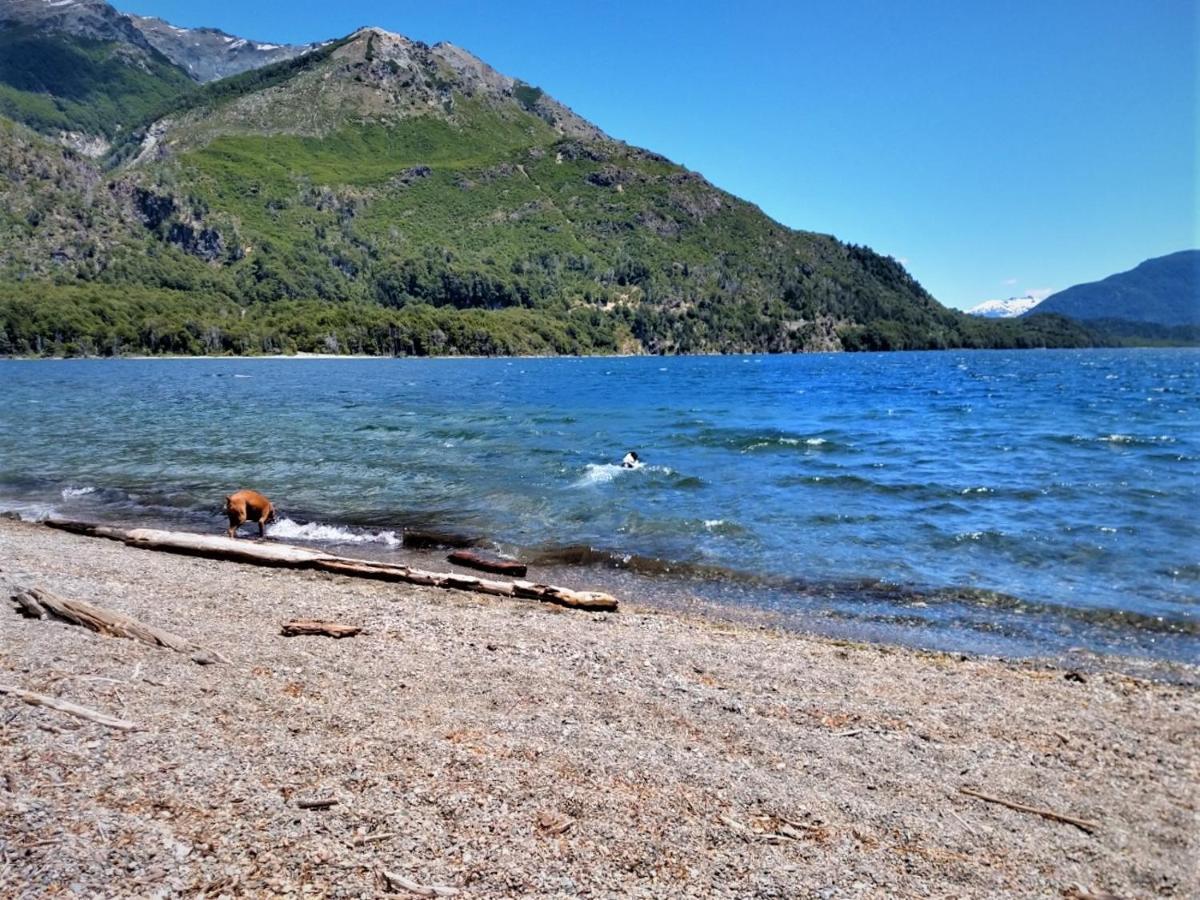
(0, 12, 1098, 356)
(1027, 251, 1199, 329)
(0, 0, 196, 145)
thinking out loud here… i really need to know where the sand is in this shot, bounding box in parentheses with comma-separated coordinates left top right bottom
(0, 517, 1196, 898)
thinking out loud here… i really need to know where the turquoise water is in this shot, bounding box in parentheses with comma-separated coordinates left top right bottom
(1, 349, 1197, 663)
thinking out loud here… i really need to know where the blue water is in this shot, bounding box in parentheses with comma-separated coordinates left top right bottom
(1, 349, 1197, 664)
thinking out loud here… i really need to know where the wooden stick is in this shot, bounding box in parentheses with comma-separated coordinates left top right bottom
(959, 787, 1098, 834)
(281, 620, 361, 639)
(353, 831, 399, 845)
(296, 797, 338, 810)
(43, 520, 619, 612)
(0, 685, 139, 731)
(380, 869, 459, 897)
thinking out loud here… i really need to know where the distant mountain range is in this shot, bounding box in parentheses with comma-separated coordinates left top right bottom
(0, 0, 1099, 356)
(966, 295, 1044, 319)
(1027, 251, 1199, 328)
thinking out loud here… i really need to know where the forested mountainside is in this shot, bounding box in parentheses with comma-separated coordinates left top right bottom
(1029, 252, 1199, 328)
(0, 3, 1098, 356)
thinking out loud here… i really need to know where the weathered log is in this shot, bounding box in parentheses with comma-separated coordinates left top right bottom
(281, 619, 361, 639)
(41, 519, 131, 541)
(41, 519, 619, 612)
(0, 684, 139, 731)
(11, 585, 228, 663)
(402, 529, 478, 550)
(11, 590, 47, 619)
(123, 528, 328, 567)
(512, 581, 618, 612)
(447, 549, 527, 577)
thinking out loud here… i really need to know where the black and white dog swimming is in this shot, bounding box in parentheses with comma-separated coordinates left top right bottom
(621, 451, 640, 468)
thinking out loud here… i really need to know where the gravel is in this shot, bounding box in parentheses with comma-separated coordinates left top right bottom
(0, 518, 1196, 898)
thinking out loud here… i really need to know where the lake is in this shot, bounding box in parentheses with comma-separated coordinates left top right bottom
(1, 349, 1196, 665)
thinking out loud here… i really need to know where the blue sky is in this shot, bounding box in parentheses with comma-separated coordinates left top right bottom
(118, 0, 1197, 310)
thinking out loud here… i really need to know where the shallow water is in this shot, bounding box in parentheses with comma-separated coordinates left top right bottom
(1, 349, 1196, 663)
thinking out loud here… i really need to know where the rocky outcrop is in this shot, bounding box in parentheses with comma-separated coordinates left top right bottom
(166, 222, 224, 261)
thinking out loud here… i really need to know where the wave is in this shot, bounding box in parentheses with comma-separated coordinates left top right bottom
(576, 463, 627, 486)
(61, 485, 97, 499)
(573, 462, 704, 490)
(267, 517, 401, 548)
(1047, 432, 1179, 447)
(0, 501, 59, 521)
(673, 427, 847, 454)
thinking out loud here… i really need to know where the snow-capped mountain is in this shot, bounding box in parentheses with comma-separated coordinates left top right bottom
(126, 14, 322, 82)
(966, 295, 1044, 318)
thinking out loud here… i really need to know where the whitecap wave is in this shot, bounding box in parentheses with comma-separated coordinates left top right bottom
(61, 485, 96, 499)
(576, 463, 625, 486)
(268, 517, 400, 547)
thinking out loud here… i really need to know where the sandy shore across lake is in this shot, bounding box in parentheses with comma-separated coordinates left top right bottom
(0, 517, 1196, 898)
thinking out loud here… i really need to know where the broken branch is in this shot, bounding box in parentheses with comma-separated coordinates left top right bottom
(280, 620, 361, 639)
(959, 786, 1098, 834)
(0, 684, 139, 731)
(381, 869, 459, 896)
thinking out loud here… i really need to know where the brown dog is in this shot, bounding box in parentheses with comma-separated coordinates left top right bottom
(224, 489, 276, 539)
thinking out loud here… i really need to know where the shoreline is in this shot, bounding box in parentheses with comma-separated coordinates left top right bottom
(1, 517, 1196, 896)
(3, 346, 1199, 362)
(1, 503, 1195, 678)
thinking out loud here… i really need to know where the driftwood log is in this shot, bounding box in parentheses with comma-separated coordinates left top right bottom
(281, 619, 362, 638)
(10, 585, 229, 664)
(447, 549, 527, 577)
(402, 529, 478, 550)
(0, 684, 139, 731)
(44, 520, 618, 612)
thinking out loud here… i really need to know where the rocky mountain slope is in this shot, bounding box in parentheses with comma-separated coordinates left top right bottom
(1027, 251, 1199, 327)
(0, 6, 1098, 356)
(126, 14, 322, 83)
(1, 0, 150, 46)
(0, 0, 194, 145)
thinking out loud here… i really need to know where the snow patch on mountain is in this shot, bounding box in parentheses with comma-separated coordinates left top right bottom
(966, 295, 1045, 318)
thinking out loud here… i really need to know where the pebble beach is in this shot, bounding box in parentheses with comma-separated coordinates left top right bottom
(1, 517, 1196, 898)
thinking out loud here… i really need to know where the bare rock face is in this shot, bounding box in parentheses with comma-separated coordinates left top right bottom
(0, 0, 155, 50)
(428, 36, 605, 140)
(126, 14, 323, 83)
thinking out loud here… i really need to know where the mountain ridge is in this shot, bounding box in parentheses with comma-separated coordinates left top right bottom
(126, 13, 323, 83)
(1025, 251, 1199, 327)
(0, 3, 1100, 356)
